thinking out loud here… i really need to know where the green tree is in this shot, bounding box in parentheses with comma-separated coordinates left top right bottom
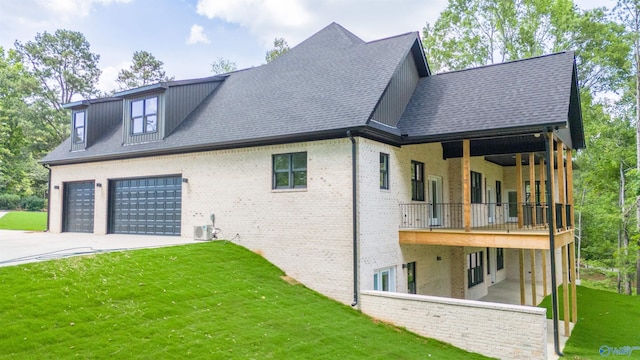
(0, 47, 46, 195)
(423, 0, 629, 95)
(14, 29, 101, 144)
(265, 37, 290, 63)
(211, 57, 237, 74)
(116, 51, 174, 90)
(616, 0, 640, 295)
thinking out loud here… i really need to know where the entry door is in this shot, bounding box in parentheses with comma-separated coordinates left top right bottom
(428, 176, 443, 226)
(63, 181, 95, 233)
(507, 191, 518, 222)
(487, 186, 495, 224)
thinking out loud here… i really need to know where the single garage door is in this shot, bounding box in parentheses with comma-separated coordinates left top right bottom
(109, 176, 182, 235)
(63, 181, 95, 233)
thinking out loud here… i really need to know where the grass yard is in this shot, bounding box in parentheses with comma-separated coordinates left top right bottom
(539, 285, 640, 359)
(0, 242, 488, 359)
(0, 211, 47, 231)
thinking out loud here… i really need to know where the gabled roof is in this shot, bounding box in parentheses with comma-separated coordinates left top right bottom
(42, 23, 423, 165)
(397, 51, 584, 148)
(42, 24, 584, 166)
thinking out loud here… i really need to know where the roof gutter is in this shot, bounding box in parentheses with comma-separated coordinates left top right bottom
(347, 130, 359, 307)
(545, 127, 563, 357)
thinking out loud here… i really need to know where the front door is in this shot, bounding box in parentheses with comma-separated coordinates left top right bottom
(428, 176, 443, 226)
(507, 191, 518, 222)
(487, 186, 495, 224)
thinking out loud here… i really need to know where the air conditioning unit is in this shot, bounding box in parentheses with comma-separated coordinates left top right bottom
(194, 225, 214, 240)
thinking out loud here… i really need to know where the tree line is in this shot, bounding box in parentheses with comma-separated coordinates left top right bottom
(1, 1, 638, 293)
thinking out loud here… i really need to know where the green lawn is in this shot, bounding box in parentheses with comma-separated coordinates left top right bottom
(0, 211, 47, 231)
(0, 242, 488, 359)
(539, 285, 640, 359)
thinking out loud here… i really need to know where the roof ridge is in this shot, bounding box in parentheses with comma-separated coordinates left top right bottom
(366, 31, 418, 45)
(435, 51, 574, 76)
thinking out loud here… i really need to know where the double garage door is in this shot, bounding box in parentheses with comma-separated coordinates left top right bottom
(109, 176, 182, 236)
(63, 176, 182, 236)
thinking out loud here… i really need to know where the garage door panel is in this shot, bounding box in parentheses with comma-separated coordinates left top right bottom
(63, 181, 95, 233)
(109, 176, 181, 236)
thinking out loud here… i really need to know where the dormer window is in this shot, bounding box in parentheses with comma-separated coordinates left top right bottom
(73, 111, 86, 144)
(131, 97, 158, 135)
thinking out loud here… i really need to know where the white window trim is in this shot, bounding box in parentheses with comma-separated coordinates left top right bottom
(373, 266, 396, 292)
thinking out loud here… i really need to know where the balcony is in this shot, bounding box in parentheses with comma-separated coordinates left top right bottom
(398, 202, 573, 250)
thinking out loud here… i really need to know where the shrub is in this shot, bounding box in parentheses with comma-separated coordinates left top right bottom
(0, 194, 21, 210)
(20, 196, 46, 212)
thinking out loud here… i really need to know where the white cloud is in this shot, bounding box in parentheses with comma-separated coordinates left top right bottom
(97, 61, 130, 94)
(186, 24, 211, 45)
(196, 0, 313, 46)
(40, 0, 133, 19)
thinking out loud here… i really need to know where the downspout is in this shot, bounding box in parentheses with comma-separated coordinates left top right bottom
(347, 130, 358, 307)
(545, 128, 563, 357)
(42, 164, 51, 232)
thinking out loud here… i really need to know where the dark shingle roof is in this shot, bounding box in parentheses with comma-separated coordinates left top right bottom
(42, 23, 420, 164)
(397, 51, 578, 141)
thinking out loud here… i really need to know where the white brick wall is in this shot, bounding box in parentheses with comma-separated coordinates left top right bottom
(360, 291, 548, 360)
(49, 139, 355, 304)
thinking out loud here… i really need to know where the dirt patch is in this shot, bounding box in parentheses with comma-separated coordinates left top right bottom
(281, 275, 300, 285)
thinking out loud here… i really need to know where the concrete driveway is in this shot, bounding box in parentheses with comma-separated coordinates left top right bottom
(0, 229, 198, 267)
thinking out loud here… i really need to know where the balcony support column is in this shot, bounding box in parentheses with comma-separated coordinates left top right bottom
(529, 153, 537, 226)
(516, 153, 524, 228)
(562, 244, 570, 336)
(570, 241, 578, 322)
(530, 249, 537, 305)
(542, 249, 548, 297)
(519, 249, 525, 305)
(567, 148, 575, 227)
(539, 159, 546, 228)
(557, 140, 566, 230)
(463, 139, 471, 232)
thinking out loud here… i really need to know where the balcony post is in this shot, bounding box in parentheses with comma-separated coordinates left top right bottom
(516, 153, 524, 228)
(567, 148, 575, 227)
(562, 244, 570, 336)
(557, 139, 566, 231)
(539, 159, 546, 227)
(542, 249, 548, 296)
(529, 153, 537, 226)
(463, 139, 471, 232)
(530, 249, 537, 305)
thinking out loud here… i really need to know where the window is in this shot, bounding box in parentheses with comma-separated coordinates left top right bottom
(471, 171, 482, 203)
(496, 180, 502, 206)
(411, 161, 425, 201)
(487, 247, 491, 275)
(497, 248, 504, 271)
(380, 153, 389, 190)
(273, 152, 307, 189)
(467, 251, 484, 288)
(131, 97, 158, 135)
(406, 262, 416, 294)
(373, 267, 396, 292)
(73, 111, 86, 144)
(525, 180, 542, 204)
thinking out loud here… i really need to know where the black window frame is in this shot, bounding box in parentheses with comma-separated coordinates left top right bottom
(272, 152, 307, 189)
(407, 261, 416, 294)
(131, 96, 158, 135)
(380, 153, 389, 190)
(497, 248, 504, 271)
(411, 160, 425, 201)
(496, 180, 502, 206)
(471, 171, 482, 204)
(73, 111, 86, 144)
(467, 251, 484, 288)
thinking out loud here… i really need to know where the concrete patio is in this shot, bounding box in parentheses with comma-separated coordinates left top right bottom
(480, 280, 574, 359)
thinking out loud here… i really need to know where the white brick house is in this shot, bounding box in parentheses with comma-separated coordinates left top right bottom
(42, 23, 584, 359)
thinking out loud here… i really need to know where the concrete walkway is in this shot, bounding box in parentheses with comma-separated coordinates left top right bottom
(480, 280, 574, 359)
(0, 229, 199, 267)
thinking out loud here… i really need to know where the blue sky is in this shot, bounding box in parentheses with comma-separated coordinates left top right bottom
(1, 0, 608, 95)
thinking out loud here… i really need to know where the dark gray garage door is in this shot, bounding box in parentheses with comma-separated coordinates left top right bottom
(109, 176, 182, 235)
(63, 181, 95, 233)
